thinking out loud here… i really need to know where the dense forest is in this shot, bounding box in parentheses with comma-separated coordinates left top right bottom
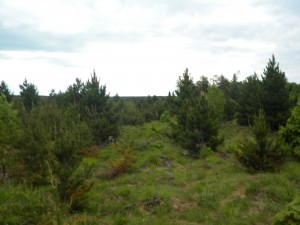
(1, 55, 300, 224)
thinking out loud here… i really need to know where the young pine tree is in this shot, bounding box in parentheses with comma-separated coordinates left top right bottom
(261, 55, 290, 130)
(19, 79, 40, 111)
(0, 81, 13, 102)
(0, 95, 21, 180)
(236, 109, 288, 172)
(173, 69, 220, 156)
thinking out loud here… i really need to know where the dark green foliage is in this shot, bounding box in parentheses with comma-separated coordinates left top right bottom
(49, 106, 94, 212)
(52, 71, 119, 144)
(172, 69, 220, 156)
(175, 68, 198, 101)
(0, 95, 21, 181)
(215, 75, 230, 96)
(66, 78, 85, 105)
(18, 105, 52, 184)
(273, 194, 300, 225)
(235, 110, 288, 172)
(288, 82, 300, 107)
(261, 55, 290, 130)
(224, 73, 240, 121)
(19, 79, 40, 111)
(0, 81, 13, 102)
(0, 185, 51, 224)
(280, 101, 300, 158)
(237, 73, 262, 125)
(80, 71, 108, 115)
(196, 76, 209, 93)
(79, 71, 117, 143)
(179, 94, 219, 154)
(136, 95, 165, 122)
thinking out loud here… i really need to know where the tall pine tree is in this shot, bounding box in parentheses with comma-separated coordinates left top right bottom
(172, 69, 220, 156)
(19, 79, 40, 111)
(261, 55, 290, 130)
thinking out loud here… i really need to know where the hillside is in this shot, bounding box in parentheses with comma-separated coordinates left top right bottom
(1, 120, 299, 224)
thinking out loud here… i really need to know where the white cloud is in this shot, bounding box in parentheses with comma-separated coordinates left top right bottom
(0, 0, 300, 95)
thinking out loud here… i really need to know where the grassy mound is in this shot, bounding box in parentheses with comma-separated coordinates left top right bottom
(1, 120, 299, 224)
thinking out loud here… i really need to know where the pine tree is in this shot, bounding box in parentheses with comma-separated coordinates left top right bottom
(175, 68, 197, 101)
(236, 109, 287, 172)
(81, 71, 118, 143)
(196, 76, 209, 93)
(0, 81, 13, 102)
(19, 79, 40, 111)
(261, 55, 290, 130)
(172, 69, 220, 156)
(237, 74, 262, 125)
(0, 95, 21, 180)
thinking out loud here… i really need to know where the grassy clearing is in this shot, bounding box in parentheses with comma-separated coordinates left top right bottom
(1, 120, 299, 224)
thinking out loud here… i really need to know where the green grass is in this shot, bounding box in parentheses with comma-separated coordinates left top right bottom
(1, 120, 299, 224)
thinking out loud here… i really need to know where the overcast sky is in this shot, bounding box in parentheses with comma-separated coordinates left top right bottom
(0, 0, 299, 96)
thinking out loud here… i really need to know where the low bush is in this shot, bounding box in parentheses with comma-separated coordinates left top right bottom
(108, 144, 135, 178)
(273, 194, 300, 225)
(0, 185, 51, 224)
(235, 110, 288, 172)
(280, 101, 300, 159)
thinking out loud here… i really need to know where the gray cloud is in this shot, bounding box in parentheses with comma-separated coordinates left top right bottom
(0, 22, 144, 53)
(0, 23, 86, 52)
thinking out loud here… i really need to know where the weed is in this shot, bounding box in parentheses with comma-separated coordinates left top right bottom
(108, 144, 135, 178)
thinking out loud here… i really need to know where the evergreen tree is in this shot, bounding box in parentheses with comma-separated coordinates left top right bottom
(261, 55, 290, 130)
(224, 73, 240, 121)
(81, 71, 118, 143)
(81, 71, 108, 115)
(236, 109, 288, 172)
(18, 105, 51, 184)
(0, 81, 13, 102)
(175, 68, 197, 101)
(280, 101, 300, 159)
(0, 95, 21, 180)
(216, 75, 230, 96)
(229, 73, 240, 101)
(172, 69, 220, 156)
(66, 78, 84, 106)
(237, 74, 262, 125)
(19, 79, 40, 111)
(215, 75, 238, 121)
(51, 107, 93, 212)
(196, 76, 209, 93)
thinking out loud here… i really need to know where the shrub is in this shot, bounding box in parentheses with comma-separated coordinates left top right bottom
(273, 194, 300, 225)
(0, 95, 21, 181)
(50, 115, 94, 212)
(280, 101, 300, 159)
(108, 144, 135, 178)
(0, 185, 51, 224)
(235, 110, 288, 172)
(160, 110, 171, 123)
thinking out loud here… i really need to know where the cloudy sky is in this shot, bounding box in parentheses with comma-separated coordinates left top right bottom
(0, 0, 299, 96)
